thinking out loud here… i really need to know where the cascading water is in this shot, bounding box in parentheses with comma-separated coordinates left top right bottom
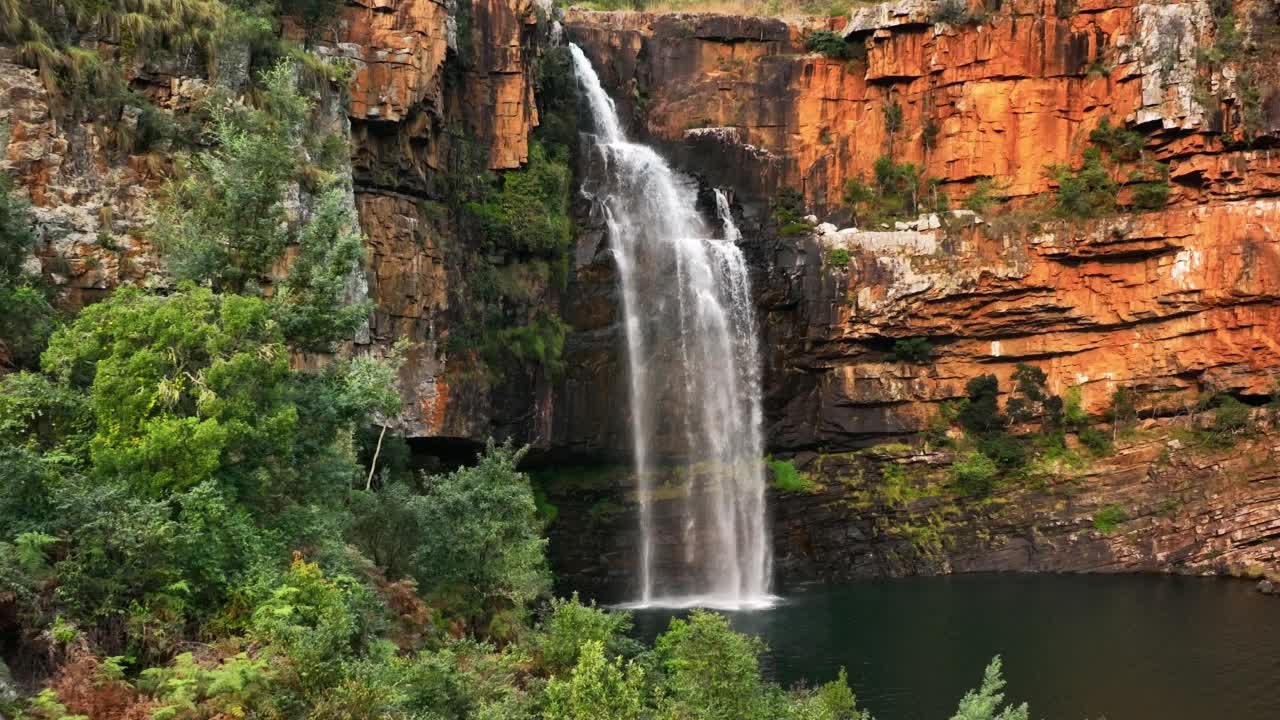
(570, 44, 773, 609)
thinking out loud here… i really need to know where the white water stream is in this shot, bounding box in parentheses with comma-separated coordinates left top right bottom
(570, 45, 773, 609)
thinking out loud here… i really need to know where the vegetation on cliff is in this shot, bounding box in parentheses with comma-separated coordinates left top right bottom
(0, 12, 1044, 717)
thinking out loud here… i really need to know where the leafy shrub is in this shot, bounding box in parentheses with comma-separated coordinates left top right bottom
(772, 187, 810, 227)
(654, 610, 787, 720)
(788, 668, 864, 720)
(1049, 147, 1118, 219)
(844, 155, 945, 227)
(543, 640, 645, 720)
(977, 433, 1027, 470)
(889, 337, 933, 363)
(1092, 504, 1128, 534)
(1107, 385, 1139, 429)
(826, 247, 852, 268)
(1077, 426, 1112, 456)
(882, 101, 904, 135)
(1207, 395, 1253, 446)
(250, 556, 370, 694)
(1130, 177, 1171, 210)
(805, 30, 850, 58)
(1049, 117, 1169, 217)
(0, 175, 56, 370)
(957, 375, 1007, 435)
(1062, 386, 1089, 429)
(768, 457, 817, 493)
(534, 594, 636, 676)
(465, 142, 572, 255)
(488, 313, 571, 375)
(963, 177, 1003, 214)
(952, 451, 999, 496)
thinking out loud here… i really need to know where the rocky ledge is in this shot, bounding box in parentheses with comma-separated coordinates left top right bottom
(548, 418, 1280, 599)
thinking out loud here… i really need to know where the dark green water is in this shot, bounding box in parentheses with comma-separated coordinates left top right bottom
(631, 574, 1280, 720)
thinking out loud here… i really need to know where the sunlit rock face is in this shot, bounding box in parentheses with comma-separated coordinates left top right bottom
(7, 0, 1280, 456)
(564, 3, 1280, 449)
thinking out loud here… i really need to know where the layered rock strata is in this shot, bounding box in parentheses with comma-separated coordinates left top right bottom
(548, 421, 1280, 598)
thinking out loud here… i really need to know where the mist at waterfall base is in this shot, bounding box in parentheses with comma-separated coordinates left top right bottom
(571, 44, 773, 610)
(630, 574, 1280, 720)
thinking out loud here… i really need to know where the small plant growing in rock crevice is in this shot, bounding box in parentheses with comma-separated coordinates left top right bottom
(825, 247, 851, 268)
(1047, 117, 1169, 218)
(772, 187, 814, 236)
(805, 30, 851, 59)
(1092, 504, 1128, 533)
(889, 337, 933, 363)
(767, 457, 817, 493)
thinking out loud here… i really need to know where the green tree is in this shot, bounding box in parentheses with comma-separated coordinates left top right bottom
(653, 610, 787, 720)
(958, 375, 1006, 435)
(273, 187, 372, 351)
(40, 285, 397, 504)
(1006, 362, 1063, 429)
(152, 60, 368, 351)
(0, 176, 56, 370)
(534, 594, 637, 676)
(153, 62, 309, 294)
(543, 640, 645, 720)
(950, 656, 1029, 720)
(412, 442, 551, 617)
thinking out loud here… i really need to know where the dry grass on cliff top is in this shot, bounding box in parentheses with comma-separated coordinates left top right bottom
(574, 0, 871, 20)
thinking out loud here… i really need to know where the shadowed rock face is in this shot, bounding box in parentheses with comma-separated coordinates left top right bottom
(546, 423, 1280, 600)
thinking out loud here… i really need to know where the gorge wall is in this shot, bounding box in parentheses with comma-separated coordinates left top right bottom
(4, 0, 1280, 593)
(553, 0, 1280, 594)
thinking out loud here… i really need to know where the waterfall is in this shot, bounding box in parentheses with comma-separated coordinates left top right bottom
(570, 45, 773, 609)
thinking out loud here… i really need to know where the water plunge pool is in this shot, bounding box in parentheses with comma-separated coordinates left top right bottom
(629, 573, 1280, 720)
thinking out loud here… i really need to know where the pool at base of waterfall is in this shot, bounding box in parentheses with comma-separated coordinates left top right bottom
(629, 573, 1280, 720)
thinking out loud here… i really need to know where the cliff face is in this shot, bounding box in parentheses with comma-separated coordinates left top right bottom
(547, 422, 1280, 598)
(549, 1, 1280, 590)
(339, 0, 560, 441)
(1, 0, 564, 443)
(564, 1, 1280, 446)
(6, 0, 1280, 585)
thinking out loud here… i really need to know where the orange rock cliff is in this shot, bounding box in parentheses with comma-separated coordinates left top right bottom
(1, 0, 1278, 454)
(564, 0, 1280, 444)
